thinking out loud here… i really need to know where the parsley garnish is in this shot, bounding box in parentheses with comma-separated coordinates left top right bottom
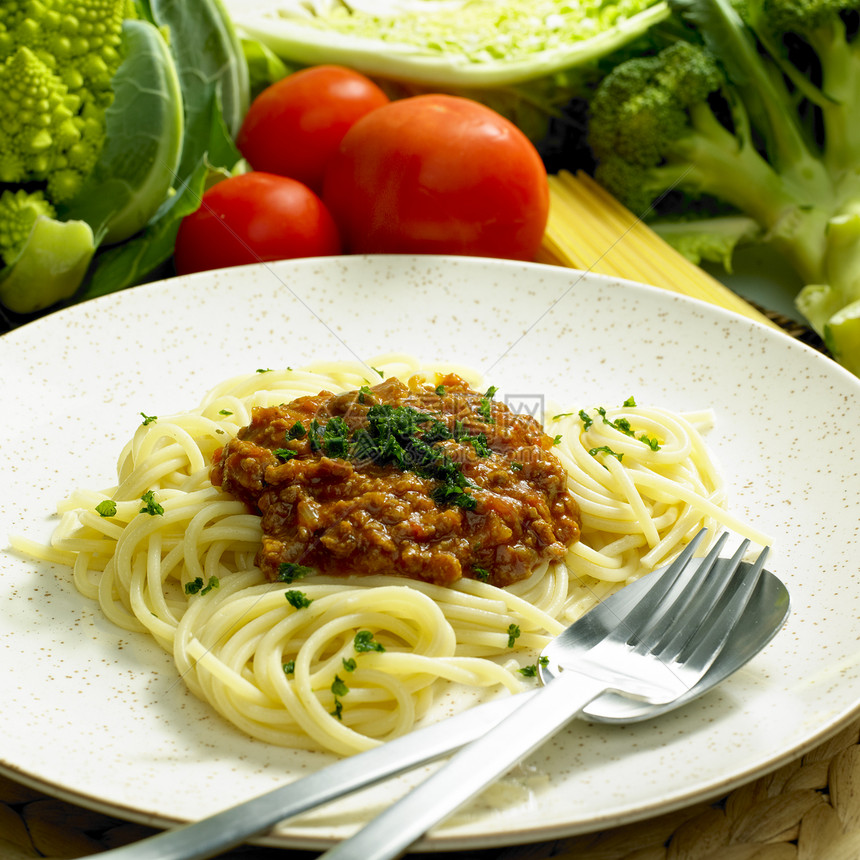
(140, 412, 157, 425)
(342, 657, 357, 672)
(623, 396, 637, 407)
(139, 490, 164, 516)
(552, 434, 563, 445)
(358, 385, 372, 404)
(185, 576, 219, 595)
(640, 434, 660, 451)
(283, 660, 295, 675)
(473, 566, 490, 581)
(285, 590, 312, 609)
(354, 630, 385, 653)
(276, 562, 314, 583)
(478, 386, 498, 423)
(589, 445, 624, 462)
(511, 461, 524, 471)
(287, 421, 306, 440)
(331, 675, 350, 697)
(331, 699, 344, 720)
(435, 384, 446, 396)
(218, 409, 233, 416)
(273, 448, 296, 462)
(553, 412, 575, 420)
(518, 656, 548, 677)
(507, 623, 521, 648)
(256, 368, 272, 373)
(95, 499, 117, 518)
(579, 409, 593, 430)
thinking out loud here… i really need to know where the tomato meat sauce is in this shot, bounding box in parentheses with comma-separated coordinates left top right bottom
(211, 375, 580, 588)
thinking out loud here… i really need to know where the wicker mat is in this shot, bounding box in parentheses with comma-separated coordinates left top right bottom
(0, 715, 857, 859)
(3, 311, 856, 860)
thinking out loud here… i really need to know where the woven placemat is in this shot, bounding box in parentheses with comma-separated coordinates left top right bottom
(4, 310, 853, 860)
(1, 716, 858, 859)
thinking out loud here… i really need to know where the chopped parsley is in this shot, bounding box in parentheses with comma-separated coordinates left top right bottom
(552, 412, 575, 420)
(506, 623, 521, 648)
(185, 576, 219, 595)
(218, 409, 233, 416)
(354, 630, 385, 653)
(579, 409, 593, 430)
(283, 660, 295, 675)
(589, 445, 624, 462)
(472, 566, 490, 581)
(303, 402, 490, 512)
(478, 386, 498, 423)
(276, 562, 314, 583)
(342, 657, 357, 672)
(518, 656, 549, 677)
(285, 590, 313, 609)
(256, 368, 273, 373)
(623, 396, 637, 407)
(140, 412, 157, 425)
(273, 448, 297, 462)
(435, 384, 446, 396)
(331, 699, 344, 720)
(358, 385, 372, 404)
(139, 490, 164, 516)
(95, 499, 117, 518)
(510, 461, 524, 471)
(331, 675, 350, 697)
(287, 421, 306, 440)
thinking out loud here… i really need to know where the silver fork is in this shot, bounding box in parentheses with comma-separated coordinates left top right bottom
(318, 528, 770, 860)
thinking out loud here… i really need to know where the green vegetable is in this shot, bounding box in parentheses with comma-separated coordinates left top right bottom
(229, 0, 672, 140)
(185, 575, 219, 595)
(285, 589, 312, 609)
(506, 623, 521, 648)
(139, 490, 164, 516)
(276, 562, 314, 583)
(96, 500, 118, 518)
(354, 630, 385, 653)
(0, 0, 248, 316)
(587, 0, 860, 374)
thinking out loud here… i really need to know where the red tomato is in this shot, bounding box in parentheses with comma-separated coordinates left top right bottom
(237, 65, 390, 193)
(322, 94, 549, 261)
(173, 172, 341, 275)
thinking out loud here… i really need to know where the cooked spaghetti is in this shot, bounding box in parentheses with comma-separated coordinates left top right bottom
(13, 355, 770, 755)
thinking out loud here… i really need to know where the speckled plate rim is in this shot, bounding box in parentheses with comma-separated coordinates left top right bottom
(1, 254, 859, 851)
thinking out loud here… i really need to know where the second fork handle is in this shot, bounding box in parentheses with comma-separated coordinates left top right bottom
(319, 671, 608, 860)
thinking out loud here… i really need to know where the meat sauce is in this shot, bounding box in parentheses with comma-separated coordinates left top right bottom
(211, 374, 580, 588)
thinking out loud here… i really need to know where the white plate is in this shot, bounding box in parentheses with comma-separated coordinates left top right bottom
(1, 255, 859, 851)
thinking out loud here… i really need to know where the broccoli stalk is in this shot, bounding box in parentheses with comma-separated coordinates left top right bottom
(588, 0, 860, 374)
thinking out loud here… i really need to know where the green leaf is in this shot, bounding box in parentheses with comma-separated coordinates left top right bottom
(143, 0, 250, 170)
(58, 19, 184, 245)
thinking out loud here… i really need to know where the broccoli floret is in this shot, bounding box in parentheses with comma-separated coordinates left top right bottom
(587, 0, 860, 374)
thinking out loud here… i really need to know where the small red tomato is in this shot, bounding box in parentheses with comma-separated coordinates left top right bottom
(237, 65, 390, 193)
(322, 94, 549, 261)
(173, 172, 341, 275)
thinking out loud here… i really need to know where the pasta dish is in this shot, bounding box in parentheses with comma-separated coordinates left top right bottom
(14, 355, 769, 756)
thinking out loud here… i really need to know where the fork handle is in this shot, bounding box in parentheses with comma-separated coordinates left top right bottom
(319, 672, 608, 860)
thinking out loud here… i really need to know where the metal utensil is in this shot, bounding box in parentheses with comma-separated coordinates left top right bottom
(89, 529, 788, 860)
(318, 529, 787, 860)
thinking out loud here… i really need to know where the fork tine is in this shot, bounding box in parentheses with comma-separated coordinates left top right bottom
(649, 536, 748, 660)
(606, 528, 709, 647)
(675, 546, 770, 676)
